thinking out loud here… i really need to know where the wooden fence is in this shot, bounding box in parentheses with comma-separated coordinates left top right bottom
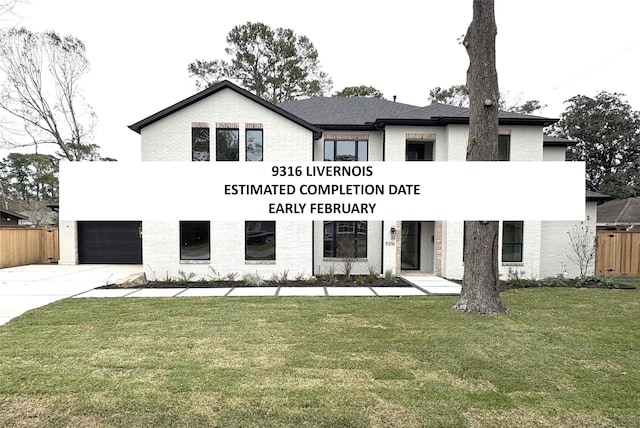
(0, 227, 59, 268)
(595, 230, 640, 277)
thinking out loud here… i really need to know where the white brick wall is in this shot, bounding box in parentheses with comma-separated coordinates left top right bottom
(142, 89, 314, 162)
(543, 146, 567, 161)
(539, 201, 598, 278)
(143, 220, 313, 281)
(58, 220, 78, 265)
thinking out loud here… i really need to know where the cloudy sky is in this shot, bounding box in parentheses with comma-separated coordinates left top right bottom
(4, 0, 640, 161)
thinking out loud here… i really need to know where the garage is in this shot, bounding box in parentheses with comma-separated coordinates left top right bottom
(78, 221, 142, 264)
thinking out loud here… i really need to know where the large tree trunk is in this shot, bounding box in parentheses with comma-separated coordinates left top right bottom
(453, 0, 506, 315)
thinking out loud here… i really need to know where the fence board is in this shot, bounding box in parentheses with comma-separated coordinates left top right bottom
(0, 227, 59, 268)
(596, 230, 640, 277)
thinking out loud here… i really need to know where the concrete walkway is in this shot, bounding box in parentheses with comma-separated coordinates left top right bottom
(1, 264, 461, 326)
(0, 264, 141, 326)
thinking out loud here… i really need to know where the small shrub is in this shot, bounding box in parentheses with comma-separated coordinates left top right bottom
(243, 271, 266, 286)
(225, 272, 238, 281)
(162, 271, 176, 283)
(342, 259, 354, 281)
(597, 276, 616, 288)
(207, 267, 223, 281)
(355, 277, 364, 286)
(575, 275, 597, 287)
(384, 269, 398, 284)
(366, 263, 378, 278)
(176, 270, 196, 285)
(295, 272, 307, 282)
(543, 275, 568, 287)
(324, 264, 337, 283)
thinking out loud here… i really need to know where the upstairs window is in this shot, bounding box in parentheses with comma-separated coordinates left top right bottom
(216, 128, 239, 161)
(502, 221, 523, 262)
(246, 129, 263, 161)
(192, 127, 209, 161)
(406, 141, 434, 161)
(324, 140, 368, 161)
(498, 135, 510, 161)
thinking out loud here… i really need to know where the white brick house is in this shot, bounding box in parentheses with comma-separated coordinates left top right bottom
(59, 80, 604, 280)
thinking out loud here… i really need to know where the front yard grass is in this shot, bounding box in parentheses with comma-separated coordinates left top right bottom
(0, 288, 638, 427)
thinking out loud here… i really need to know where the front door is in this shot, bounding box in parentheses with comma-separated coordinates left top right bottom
(401, 221, 421, 270)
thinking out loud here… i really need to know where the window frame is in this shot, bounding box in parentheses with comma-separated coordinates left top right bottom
(502, 221, 524, 263)
(191, 127, 210, 161)
(245, 221, 276, 261)
(179, 221, 211, 261)
(323, 220, 367, 259)
(498, 134, 510, 161)
(246, 128, 263, 161)
(406, 140, 434, 161)
(216, 128, 239, 161)
(324, 140, 368, 161)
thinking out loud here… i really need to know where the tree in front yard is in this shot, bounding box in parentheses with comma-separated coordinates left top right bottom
(453, 0, 506, 315)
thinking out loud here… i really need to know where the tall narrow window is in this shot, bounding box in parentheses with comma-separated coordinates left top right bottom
(192, 127, 209, 161)
(498, 135, 510, 161)
(180, 221, 210, 260)
(323, 221, 367, 258)
(502, 221, 523, 262)
(246, 129, 263, 161)
(324, 140, 368, 161)
(216, 128, 239, 161)
(245, 221, 275, 260)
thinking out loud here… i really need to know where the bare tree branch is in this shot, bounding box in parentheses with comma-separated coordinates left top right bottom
(0, 28, 101, 160)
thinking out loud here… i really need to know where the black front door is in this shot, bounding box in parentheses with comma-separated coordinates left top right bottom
(401, 221, 421, 270)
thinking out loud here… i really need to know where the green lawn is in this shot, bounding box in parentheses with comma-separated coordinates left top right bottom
(0, 288, 638, 427)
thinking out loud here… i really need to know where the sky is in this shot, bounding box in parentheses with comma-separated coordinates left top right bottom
(2, 0, 640, 161)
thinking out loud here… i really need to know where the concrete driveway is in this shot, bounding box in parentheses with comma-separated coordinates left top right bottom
(0, 264, 143, 326)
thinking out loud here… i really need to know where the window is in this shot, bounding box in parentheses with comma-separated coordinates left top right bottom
(502, 221, 523, 262)
(324, 140, 367, 161)
(246, 129, 263, 161)
(323, 221, 367, 258)
(192, 127, 209, 161)
(216, 128, 239, 161)
(498, 135, 510, 161)
(245, 221, 275, 260)
(180, 221, 210, 260)
(406, 141, 434, 161)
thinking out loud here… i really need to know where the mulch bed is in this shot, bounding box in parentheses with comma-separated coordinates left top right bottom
(99, 275, 410, 289)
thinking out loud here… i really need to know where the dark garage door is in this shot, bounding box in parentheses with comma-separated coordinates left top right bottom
(78, 221, 142, 264)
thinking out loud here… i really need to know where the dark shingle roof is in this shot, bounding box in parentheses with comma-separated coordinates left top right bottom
(277, 97, 420, 126)
(278, 98, 557, 127)
(543, 135, 578, 146)
(0, 208, 27, 219)
(586, 190, 613, 202)
(597, 197, 640, 224)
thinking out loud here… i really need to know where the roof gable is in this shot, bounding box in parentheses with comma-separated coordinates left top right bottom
(128, 80, 321, 138)
(0, 208, 28, 219)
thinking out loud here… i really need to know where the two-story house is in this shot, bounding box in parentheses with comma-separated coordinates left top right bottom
(59, 80, 600, 280)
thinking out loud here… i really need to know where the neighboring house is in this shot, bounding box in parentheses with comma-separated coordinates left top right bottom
(0, 208, 27, 227)
(59, 80, 596, 279)
(597, 197, 640, 230)
(18, 210, 58, 227)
